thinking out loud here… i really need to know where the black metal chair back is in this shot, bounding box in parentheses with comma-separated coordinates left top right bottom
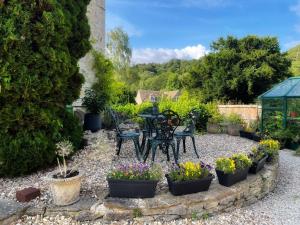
(153, 110, 180, 141)
(183, 109, 199, 134)
(108, 108, 122, 135)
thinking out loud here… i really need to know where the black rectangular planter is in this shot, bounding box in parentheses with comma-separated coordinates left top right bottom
(216, 167, 249, 187)
(252, 134, 261, 142)
(107, 179, 158, 198)
(239, 130, 254, 140)
(249, 155, 268, 174)
(165, 174, 214, 196)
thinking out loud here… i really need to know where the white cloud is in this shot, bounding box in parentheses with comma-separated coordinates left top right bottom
(290, 1, 300, 16)
(106, 13, 142, 37)
(284, 40, 300, 49)
(132, 44, 208, 64)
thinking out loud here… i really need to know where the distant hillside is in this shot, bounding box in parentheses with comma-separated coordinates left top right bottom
(287, 44, 300, 75)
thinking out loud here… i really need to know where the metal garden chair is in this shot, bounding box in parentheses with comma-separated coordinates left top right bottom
(143, 109, 180, 164)
(109, 109, 142, 161)
(175, 109, 200, 159)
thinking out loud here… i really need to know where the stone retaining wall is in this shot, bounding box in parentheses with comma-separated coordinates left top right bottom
(0, 161, 278, 224)
(91, 161, 278, 222)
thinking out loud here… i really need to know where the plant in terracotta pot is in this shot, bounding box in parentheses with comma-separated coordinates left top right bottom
(82, 89, 106, 132)
(215, 153, 252, 187)
(225, 113, 245, 136)
(248, 147, 268, 174)
(258, 139, 280, 162)
(166, 161, 214, 196)
(107, 163, 162, 198)
(46, 140, 82, 206)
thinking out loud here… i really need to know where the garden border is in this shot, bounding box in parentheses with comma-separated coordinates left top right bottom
(91, 160, 278, 222)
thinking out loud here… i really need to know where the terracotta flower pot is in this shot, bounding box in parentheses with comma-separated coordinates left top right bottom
(46, 171, 83, 206)
(207, 123, 221, 133)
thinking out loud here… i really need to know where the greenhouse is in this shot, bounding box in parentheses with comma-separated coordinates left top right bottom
(259, 77, 300, 133)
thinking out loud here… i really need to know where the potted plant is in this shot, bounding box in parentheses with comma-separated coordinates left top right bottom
(46, 140, 82, 206)
(215, 153, 252, 187)
(226, 113, 245, 136)
(239, 120, 259, 140)
(248, 147, 268, 174)
(207, 115, 223, 134)
(258, 139, 280, 162)
(82, 89, 106, 132)
(107, 163, 162, 198)
(165, 161, 214, 196)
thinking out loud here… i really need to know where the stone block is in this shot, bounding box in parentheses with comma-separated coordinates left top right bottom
(16, 187, 40, 202)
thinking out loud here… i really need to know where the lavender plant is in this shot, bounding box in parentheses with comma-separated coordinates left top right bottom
(107, 163, 162, 181)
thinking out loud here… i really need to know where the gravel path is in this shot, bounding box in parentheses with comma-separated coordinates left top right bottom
(3, 130, 300, 224)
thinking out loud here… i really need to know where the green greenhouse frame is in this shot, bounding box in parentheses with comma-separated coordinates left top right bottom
(259, 77, 300, 132)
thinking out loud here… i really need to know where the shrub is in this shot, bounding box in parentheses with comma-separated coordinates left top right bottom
(168, 161, 212, 182)
(216, 153, 252, 174)
(112, 94, 216, 131)
(259, 139, 280, 158)
(249, 147, 266, 162)
(107, 163, 162, 181)
(82, 89, 107, 114)
(224, 113, 245, 125)
(0, 1, 90, 176)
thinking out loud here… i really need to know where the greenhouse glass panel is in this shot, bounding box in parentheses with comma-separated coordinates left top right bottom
(259, 77, 300, 132)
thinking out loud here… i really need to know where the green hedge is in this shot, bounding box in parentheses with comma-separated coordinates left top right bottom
(0, 0, 90, 177)
(113, 93, 219, 131)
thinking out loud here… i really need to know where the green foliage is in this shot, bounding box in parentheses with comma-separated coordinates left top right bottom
(250, 147, 266, 162)
(60, 111, 83, 150)
(107, 163, 163, 181)
(85, 51, 114, 113)
(133, 208, 143, 218)
(287, 44, 300, 75)
(216, 153, 252, 174)
(112, 93, 215, 131)
(169, 161, 212, 182)
(224, 113, 245, 125)
(192, 35, 291, 103)
(259, 139, 280, 158)
(216, 157, 236, 174)
(82, 89, 106, 114)
(0, 0, 90, 176)
(106, 27, 132, 81)
(231, 153, 252, 170)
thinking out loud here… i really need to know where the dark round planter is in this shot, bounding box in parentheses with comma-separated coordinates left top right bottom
(107, 179, 158, 198)
(249, 155, 268, 174)
(83, 113, 101, 132)
(216, 167, 249, 187)
(165, 174, 214, 196)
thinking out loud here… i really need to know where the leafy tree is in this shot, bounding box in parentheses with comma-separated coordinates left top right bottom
(0, 0, 90, 176)
(106, 27, 132, 81)
(194, 36, 292, 103)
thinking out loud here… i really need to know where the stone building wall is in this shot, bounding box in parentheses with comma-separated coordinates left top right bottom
(75, 0, 105, 106)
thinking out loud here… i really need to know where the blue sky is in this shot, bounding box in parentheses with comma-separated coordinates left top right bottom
(106, 0, 300, 64)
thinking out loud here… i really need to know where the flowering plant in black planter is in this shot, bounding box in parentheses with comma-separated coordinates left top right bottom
(215, 153, 252, 187)
(248, 147, 268, 174)
(166, 161, 214, 196)
(258, 139, 280, 162)
(107, 163, 162, 198)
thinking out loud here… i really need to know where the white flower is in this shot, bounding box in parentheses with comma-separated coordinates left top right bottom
(56, 140, 73, 157)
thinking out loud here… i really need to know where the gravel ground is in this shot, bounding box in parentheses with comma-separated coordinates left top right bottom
(4, 130, 300, 224)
